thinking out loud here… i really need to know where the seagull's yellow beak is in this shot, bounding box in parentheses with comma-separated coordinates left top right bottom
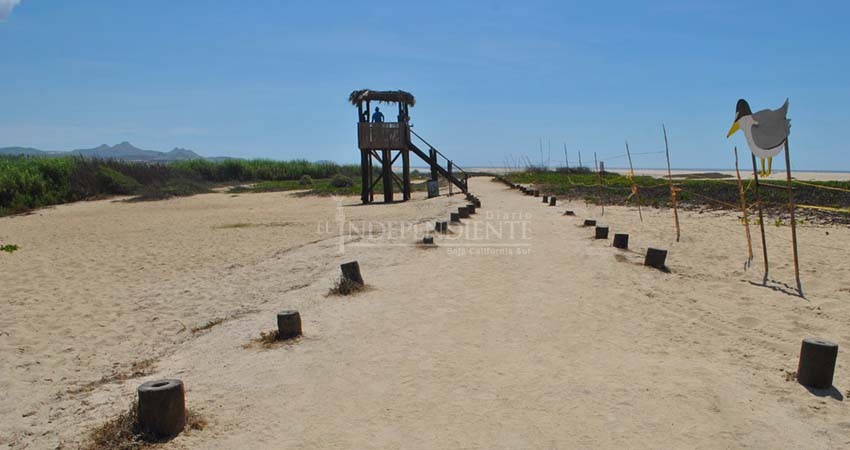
(726, 121, 740, 138)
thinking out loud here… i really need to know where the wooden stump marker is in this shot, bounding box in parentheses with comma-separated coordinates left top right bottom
(340, 261, 364, 285)
(613, 233, 629, 249)
(277, 310, 302, 340)
(595, 226, 609, 239)
(137, 379, 186, 439)
(644, 248, 668, 270)
(797, 338, 838, 389)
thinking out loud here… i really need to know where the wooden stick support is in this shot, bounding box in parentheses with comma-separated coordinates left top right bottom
(450, 213, 461, 223)
(797, 338, 838, 389)
(594, 226, 609, 239)
(340, 261, 364, 285)
(458, 207, 470, 218)
(784, 139, 803, 294)
(137, 379, 186, 439)
(644, 248, 668, 270)
(542, 195, 549, 203)
(423, 236, 435, 245)
(466, 204, 476, 214)
(534, 190, 540, 197)
(751, 154, 769, 283)
(583, 219, 596, 227)
(276, 310, 302, 340)
(549, 197, 557, 206)
(613, 233, 629, 249)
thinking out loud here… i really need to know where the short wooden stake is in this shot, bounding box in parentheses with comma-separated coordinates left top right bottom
(644, 248, 668, 270)
(751, 154, 769, 284)
(784, 139, 803, 294)
(549, 197, 556, 206)
(542, 195, 549, 203)
(423, 236, 435, 245)
(277, 310, 302, 340)
(458, 207, 470, 218)
(563, 210, 575, 216)
(137, 379, 186, 439)
(595, 226, 609, 239)
(797, 338, 838, 389)
(613, 233, 629, 249)
(450, 213, 461, 223)
(583, 219, 596, 227)
(340, 261, 364, 285)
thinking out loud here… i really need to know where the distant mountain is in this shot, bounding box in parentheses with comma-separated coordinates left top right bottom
(0, 142, 209, 162)
(0, 146, 52, 157)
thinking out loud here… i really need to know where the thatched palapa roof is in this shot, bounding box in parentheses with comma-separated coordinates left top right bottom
(349, 89, 415, 107)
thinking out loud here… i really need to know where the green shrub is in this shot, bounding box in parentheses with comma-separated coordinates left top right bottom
(96, 167, 141, 195)
(330, 174, 354, 188)
(299, 175, 313, 186)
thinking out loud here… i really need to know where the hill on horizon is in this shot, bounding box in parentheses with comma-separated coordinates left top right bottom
(0, 142, 230, 162)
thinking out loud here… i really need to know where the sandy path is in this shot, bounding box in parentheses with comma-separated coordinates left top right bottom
(2, 178, 849, 449)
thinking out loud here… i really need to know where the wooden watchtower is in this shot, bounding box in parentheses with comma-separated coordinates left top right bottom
(350, 89, 469, 204)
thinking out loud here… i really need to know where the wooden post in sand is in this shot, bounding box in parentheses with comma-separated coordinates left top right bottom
(783, 139, 802, 294)
(734, 147, 754, 267)
(276, 311, 302, 340)
(613, 233, 629, 249)
(137, 379, 186, 439)
(663, 125, 680, 242)
(594, 226, 609, 239)
(797, 338, 838, 388)
(625, 141, 643, 222)
(751, 154, 769, 284)
(644, 248, 668, 270)
(340, 261, 364, 286)
(594, 152, 604, 216)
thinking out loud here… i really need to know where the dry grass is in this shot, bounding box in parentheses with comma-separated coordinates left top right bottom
(68, 359, 157, 395)
(83, 402, 206, 450)
(191, 317, 225, 334)
(242, 329, 302, 350)
(785, 370, 797, 382)
(328, 276, 365, 296)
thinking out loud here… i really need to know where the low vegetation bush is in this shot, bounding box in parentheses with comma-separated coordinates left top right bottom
(0, 155, 362, 216)
(330, 174, 354, 188)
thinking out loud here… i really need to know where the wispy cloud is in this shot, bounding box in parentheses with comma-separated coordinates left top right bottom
(0, 0, 21, 21)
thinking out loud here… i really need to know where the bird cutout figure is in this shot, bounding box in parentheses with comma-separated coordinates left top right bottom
(727, 98, 791, 176)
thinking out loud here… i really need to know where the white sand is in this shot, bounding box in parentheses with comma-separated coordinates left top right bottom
(1, 178, 848, 449)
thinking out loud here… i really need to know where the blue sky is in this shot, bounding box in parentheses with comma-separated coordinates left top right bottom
(1, 1, 849, 170)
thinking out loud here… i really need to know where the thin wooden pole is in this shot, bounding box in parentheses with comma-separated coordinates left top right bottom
(751, 153, 769, 284)
(578, 149, 583, 169)
(663, 124, 680, 241)
(594, 152, 604, 216)
(784, 139, 803, 294)
(734, 147, 753, 267)
(625, 141, 642, 222)
(563, 143, 569, 169)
